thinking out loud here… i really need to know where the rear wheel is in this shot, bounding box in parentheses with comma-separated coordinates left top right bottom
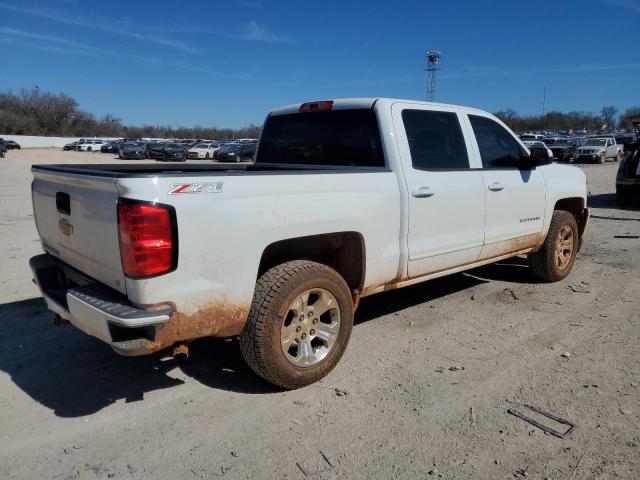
(240, 260, 354, 389)
(615, 152, 621, 162)
(528, 210, 579, 282)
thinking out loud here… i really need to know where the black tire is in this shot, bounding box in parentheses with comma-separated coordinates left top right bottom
(616, 186, 634, 207)
(240, 260, 354, 389)
(205, 153, 209, 159)
(528, 210, 579, 282)
(614, 152, 621, 162)
(87, 147, 92, 152)
(597, 153, 604, 164)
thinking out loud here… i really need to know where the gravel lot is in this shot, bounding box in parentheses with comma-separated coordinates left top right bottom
(0, 149, 638, 479)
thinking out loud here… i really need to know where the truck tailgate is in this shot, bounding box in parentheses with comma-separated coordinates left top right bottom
(31, 168, 126, 293)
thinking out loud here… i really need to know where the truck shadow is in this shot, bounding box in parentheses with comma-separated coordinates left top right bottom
(0, 267, 536, 417)
(588, 193, 640, 211)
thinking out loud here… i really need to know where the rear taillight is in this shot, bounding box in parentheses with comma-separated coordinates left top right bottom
(117, 199, 176, 278)
(299, 100, 333, 112)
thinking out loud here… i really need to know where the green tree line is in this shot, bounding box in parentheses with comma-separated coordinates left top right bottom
(494, 105, 640, 133)
(1, 88, 638, 138)
(0, 88, 261, 139)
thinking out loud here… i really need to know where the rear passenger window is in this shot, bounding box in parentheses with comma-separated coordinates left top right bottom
(402, 110, 469, 170)
(469, 115, 526, 168)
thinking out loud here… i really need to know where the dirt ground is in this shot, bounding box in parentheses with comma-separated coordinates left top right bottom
(0, 148, 638, 480)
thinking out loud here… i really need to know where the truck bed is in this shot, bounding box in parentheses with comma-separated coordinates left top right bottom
(32, 163, 388, 178)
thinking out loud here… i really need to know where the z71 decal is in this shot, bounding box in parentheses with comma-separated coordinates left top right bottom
(168, 182, 224, 195)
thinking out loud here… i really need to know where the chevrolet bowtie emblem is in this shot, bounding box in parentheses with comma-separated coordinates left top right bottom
(59, 218, 73, 236)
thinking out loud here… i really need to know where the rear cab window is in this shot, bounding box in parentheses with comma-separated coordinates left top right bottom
(401, 109, 470, 170)
(255, 109, 385, 167)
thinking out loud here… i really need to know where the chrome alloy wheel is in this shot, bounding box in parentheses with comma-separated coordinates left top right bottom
(555, 224, 574, 270)
(280, 288, 341, 367)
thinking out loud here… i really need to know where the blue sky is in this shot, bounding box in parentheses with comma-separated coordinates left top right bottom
(1, 0, 639, 128)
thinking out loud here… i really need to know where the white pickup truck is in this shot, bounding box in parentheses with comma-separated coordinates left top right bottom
(30, 98, 589, 389)
(573, 137, 623, 163)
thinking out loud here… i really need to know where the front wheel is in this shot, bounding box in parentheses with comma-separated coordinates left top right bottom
(614, 152, 621, 162)
(528, 210, 579, 282)
(240, 260, 354, 389)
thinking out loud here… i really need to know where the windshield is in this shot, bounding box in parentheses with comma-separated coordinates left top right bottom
(584, 139, 606, 146)
(256, 109, 384, 167)
(519, 135, 537, 140)
(194, 143, 209, 148)
(222, 144, 240, 152)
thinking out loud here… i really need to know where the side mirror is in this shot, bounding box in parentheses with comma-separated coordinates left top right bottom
(526, 147, 550, 168)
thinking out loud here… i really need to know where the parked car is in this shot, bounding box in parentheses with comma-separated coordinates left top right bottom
(615, 133, 638, 153)
(29, 97, 588, 389)
(519, 133, 546, 142)
(187, 142, 220, 159)
(149, 142, 186, 162)
(63, 140, 84, 151)
(100, 141, 116, 153)
(4, 140, 21, 150)
(77, 140, 105, 152)
(118, 141, 148, 160)
(521, 140, 553, 159)
(573, 137, 622, 163)
(0, 139, 6, 158)
(145, 141, 164, 158)
(216, 142, 256, 162)
(616, 118, 640, 206)
(547, 138, 576, 161)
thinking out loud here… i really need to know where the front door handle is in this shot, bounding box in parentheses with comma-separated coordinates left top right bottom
(488, 182, 504, 192)
(412, 186, 435, 198)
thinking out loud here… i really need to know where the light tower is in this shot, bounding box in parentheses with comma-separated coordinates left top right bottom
(425, 50, 441, 102)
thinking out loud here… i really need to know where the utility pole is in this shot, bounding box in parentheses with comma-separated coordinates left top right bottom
(425, 51, 441, 102)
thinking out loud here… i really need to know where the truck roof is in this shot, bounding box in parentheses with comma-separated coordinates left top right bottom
(269, 98, 489, 116)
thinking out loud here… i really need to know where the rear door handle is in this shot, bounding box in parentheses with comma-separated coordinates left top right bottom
(412, 186, 435, 198)
(488, 182, 504, 192)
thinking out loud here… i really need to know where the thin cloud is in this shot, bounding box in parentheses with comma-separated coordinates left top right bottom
(243, 20, 291, 43)
(601, 0, 640, 14)
(0, 3, 197, 53)
(0, 27, 252, 79)
(154, 20, 294, 44)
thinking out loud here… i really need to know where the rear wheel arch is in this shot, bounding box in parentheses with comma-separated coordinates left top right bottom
(257, 232, 366, 302)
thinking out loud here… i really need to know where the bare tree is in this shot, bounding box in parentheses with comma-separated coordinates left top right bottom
(600, 106, 618, 129)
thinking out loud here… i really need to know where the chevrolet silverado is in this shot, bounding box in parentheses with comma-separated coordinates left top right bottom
(30, 98, 589, 388)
